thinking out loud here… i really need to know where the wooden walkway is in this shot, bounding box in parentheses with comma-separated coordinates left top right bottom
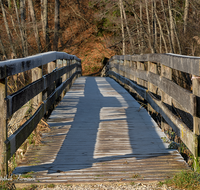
(13, 77, 189, 183)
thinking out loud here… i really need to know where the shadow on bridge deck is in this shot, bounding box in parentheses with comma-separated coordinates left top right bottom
(13, 77, 189, 182)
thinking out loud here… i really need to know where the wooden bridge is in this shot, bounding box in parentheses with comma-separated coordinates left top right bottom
(0, 52, 199, 183)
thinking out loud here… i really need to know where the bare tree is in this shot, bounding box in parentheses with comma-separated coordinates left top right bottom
(153, 0, 168, 52)
(0, 0, 17, 58)
(0, 36, 7, 60)
(121, 0, 134, 54)
(183, 0, 189, 34)
(145, 0, 155, 53)
(140, 0, 144, 54)
(28, 0, 41, 53)
(20, 0, 28, 56)
(168, 0, 175, 52)
(7, 0, 11, 8)
(119, 0, 125, 55)
(161, 0, 174, 53)
(53, 0, 60, 51)
(13, 0, 26, 57)
(41, 0, 50, 51)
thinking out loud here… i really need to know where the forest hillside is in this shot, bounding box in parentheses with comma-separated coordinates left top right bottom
(0, 0, 200, 75)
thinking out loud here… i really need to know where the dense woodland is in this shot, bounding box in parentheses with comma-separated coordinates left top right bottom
(0, 0, 200, 63)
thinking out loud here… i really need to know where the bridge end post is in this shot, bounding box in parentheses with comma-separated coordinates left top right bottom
(192, 73, 200, 170)
(0, 77, 8, 177)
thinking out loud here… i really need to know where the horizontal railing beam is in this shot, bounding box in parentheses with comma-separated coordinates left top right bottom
(0, 51, 81, 79)
(6, 63, 78, 117)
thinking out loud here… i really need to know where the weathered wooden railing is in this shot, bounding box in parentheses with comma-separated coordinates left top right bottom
(0, 51, 81, 176)
(107, 53, 200, 167)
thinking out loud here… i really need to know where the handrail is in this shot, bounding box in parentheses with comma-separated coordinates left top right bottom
(107, 53, 200, 165)
(0, 51, 82, 176)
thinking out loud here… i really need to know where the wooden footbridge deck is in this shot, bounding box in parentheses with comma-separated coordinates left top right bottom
(13, 77, 189, 183)
(1, 51, 200, 184)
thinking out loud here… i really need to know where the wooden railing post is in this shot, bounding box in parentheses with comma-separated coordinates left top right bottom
(112, 58, 119, 74)
(77, 60, 82, 77)
(69, 60, 72, 88)
(137, 61, 145, 87)
(147, 61, 158, 113)
(62, 59, 67, 82)
(72, 59, 76, 82)
(56, 59, 62, 88)
(32, 66, 42, 109)
(133, 61, 137, 83)
(160, 64, 172, 132)
(192, 75, 200, 163)
(192, 76, 200, 136)
(119, 57, 124, 78)
(0, 77, 8, 177)
(47, 61, 56, 97)
(124, 56, 130, 79)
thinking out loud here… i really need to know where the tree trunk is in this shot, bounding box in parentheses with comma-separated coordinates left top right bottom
(20, 0, 28, 56)
(173, 18, 182, 54)
(7, 0, 11, 8)
(0, 36, 7, 60)
(53, 0, 60, 51)
(145, 0, 154, 53)
(28, 0, 41, 53)
(161, 0, 174, 53)
(154, 0, 168, 52)
(119, 0, 125, 55)
(168, 0, 175, 52)
(13, 0, 26, 57)
(140, 1, 144, 54)
(121, 0, 134, 54)
(183, 0, 189, 34)
(135, 9, 141, 54)
(41, 0, 50, 51)
(0, 0, 17, 58)
(152, 0, 157, 53)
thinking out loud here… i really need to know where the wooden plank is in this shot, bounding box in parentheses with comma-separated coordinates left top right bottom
(0, 52, 81, 79)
